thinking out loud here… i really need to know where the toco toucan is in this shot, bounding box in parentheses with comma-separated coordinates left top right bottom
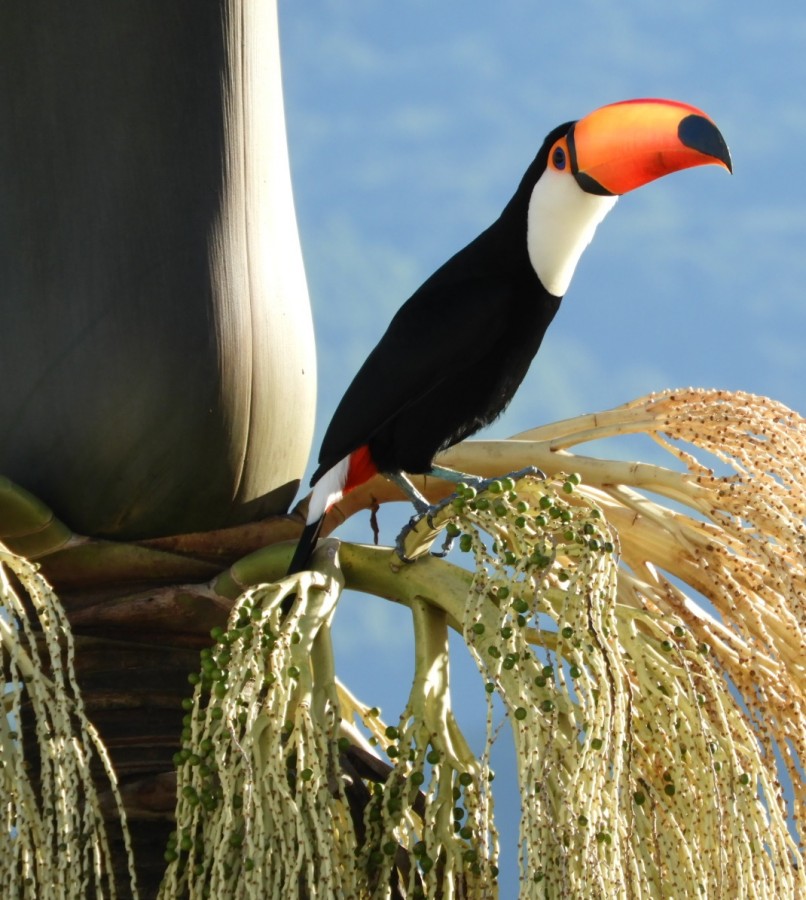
(288, 98, 731, 575)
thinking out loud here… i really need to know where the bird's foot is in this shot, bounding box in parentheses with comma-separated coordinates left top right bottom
(392, 467, 545, 565)
(394, 494, 457, 564)
(460, 465, 545, 496)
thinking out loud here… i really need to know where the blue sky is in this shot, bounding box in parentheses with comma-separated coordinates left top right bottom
(277, 1, 806, 885)
(281, 3, 806, 423)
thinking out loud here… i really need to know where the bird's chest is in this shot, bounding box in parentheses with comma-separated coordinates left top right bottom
(466, 287, 561, 409)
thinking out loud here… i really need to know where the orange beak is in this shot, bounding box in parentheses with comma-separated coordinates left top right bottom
(569, 98, 732, 196)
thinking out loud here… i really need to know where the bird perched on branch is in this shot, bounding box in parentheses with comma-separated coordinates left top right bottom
(289, 98, 731, 575)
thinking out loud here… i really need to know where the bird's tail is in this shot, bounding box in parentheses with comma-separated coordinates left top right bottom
(286, 447, 378, 579)
(283, 516, 325, 617)
(285, 446, 381, 609)
(285, 458, 347, 579)
(286, 515, 325, 576)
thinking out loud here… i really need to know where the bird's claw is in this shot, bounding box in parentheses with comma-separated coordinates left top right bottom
(393, 467, 544, 564)
(431, 529, 458, 558)
(394, 495, 455, 563)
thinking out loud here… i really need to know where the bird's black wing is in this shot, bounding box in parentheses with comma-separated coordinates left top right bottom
(314, 263, 523, 481)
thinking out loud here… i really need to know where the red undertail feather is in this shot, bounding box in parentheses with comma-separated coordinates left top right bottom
(287, 445, 378, 577)
(345, 444, 378, 494)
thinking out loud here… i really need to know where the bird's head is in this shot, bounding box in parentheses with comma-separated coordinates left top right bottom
(526, 98, 732, 297)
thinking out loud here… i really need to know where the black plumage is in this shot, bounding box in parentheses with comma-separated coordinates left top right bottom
(288, 99, 731, 578)
(312, 123, 569, 483)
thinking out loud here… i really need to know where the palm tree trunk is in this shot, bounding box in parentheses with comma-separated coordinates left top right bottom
(2, 2, 314, 895)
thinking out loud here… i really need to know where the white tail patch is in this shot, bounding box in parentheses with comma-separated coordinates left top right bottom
(307, 457, 350, 523)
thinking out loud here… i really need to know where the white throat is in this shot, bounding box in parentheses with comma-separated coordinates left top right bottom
(526, 168, 618, 297)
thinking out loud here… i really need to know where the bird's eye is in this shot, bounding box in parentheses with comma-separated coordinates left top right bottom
(552, 146, 567, 170)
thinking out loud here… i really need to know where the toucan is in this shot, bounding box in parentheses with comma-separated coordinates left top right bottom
(288, 98, 731, 575)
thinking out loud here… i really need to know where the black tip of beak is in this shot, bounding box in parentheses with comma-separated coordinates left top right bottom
(679, 114, 733, 173)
